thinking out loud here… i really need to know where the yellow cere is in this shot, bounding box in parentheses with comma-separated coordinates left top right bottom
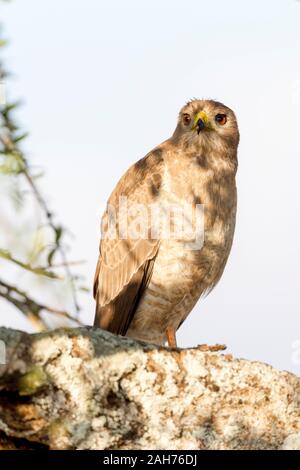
(192, 111, 213, 130)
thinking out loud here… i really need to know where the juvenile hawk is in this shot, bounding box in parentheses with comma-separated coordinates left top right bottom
(94, 99, 239, 347)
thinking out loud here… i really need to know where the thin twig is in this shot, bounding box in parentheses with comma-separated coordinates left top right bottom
(48, 259, 86, 268)
(0, 278, 83, 330)
(0, 130, 81, 316)
(0, 29, 82, 324)
(0, 249, 62, 279)
(22, 168, 81, 315)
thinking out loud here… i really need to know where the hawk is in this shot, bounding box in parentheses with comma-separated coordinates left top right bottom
(94, 99, 239, 347)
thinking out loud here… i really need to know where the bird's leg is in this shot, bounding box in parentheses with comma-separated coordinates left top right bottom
(166, 326, 177, 348)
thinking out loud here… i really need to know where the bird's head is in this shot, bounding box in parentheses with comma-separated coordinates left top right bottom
(173, 99, 239, 156)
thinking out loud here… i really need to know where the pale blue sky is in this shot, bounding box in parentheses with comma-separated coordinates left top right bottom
(1, 0, 300, 373)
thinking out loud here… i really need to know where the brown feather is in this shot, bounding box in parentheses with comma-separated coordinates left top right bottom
(94, 257, 156, 335)
(93, 149, 163, 333)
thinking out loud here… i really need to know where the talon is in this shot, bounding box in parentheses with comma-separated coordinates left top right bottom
(196, 344, 227, 352)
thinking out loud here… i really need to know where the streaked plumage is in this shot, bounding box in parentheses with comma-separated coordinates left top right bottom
(94, 99, 239, 346)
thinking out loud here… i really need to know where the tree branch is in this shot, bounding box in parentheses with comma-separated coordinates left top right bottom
(0, 327, 299, 450)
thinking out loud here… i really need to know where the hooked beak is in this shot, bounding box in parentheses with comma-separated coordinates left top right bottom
(192, 111, 211, 134)
(196, 118, 205, 134)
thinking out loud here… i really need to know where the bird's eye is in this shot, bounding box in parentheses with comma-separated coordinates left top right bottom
(215, 113, 227, 125)
(182, 113, 191, 125)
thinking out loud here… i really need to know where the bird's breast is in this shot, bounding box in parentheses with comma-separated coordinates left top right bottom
(126, 151, 237, 344)
(155, 152, 237, 286)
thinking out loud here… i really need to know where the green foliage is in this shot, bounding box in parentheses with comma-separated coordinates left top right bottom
(0, 151, 25, 174)
(47, 226, 63, 267)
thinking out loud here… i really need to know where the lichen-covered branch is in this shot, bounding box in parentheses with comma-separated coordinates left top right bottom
(0, 326, 299, 450)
